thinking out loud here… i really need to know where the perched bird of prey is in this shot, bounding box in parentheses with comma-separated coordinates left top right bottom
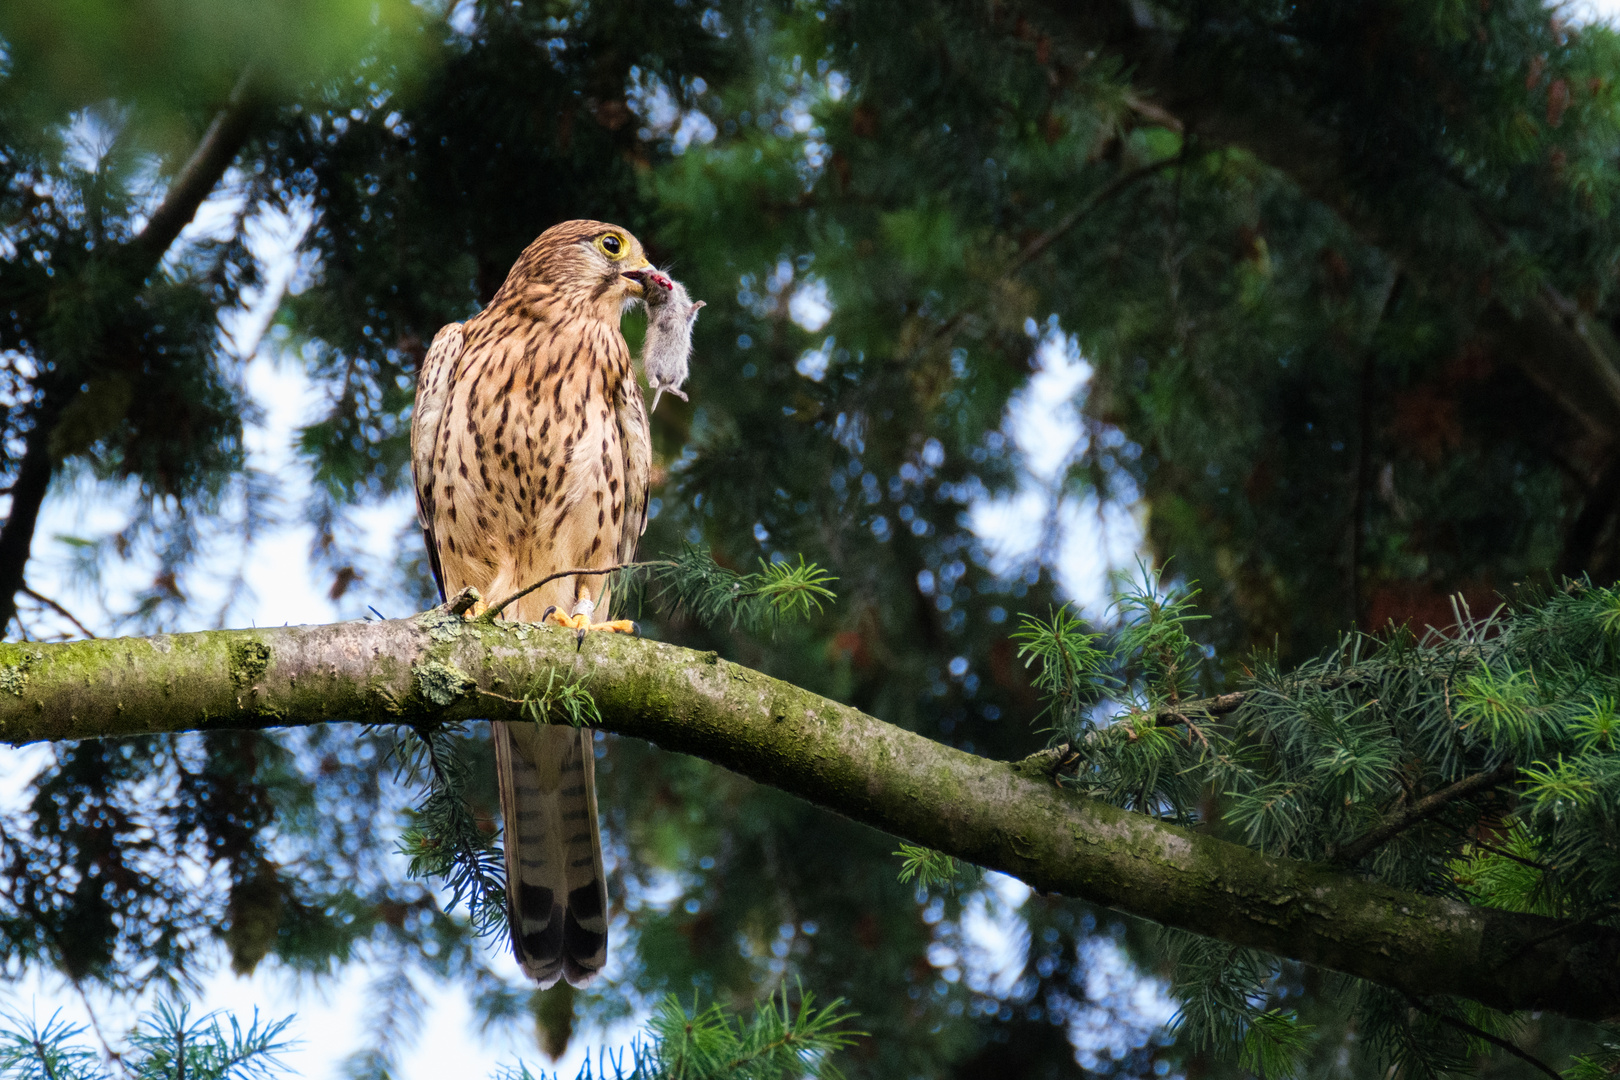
(640, 270, 704, 412)
(410, 219, 657, 987)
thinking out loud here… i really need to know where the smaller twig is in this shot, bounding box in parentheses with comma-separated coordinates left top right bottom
(1512, 909, 1620, 959)
(1334, 760, 1517, 866)
(69, 976, 125, 1072)
(1434, 821, 1552, 871)
(1038, 677, 1371, 773)
(482, 561, 667, 621)
(21, 586, 96, 639)
(1405, 997, 1561, 1080)
(1152, 665, 1385, 729)
(440, 586, 481, 617)
(1153, 690, 1249, 726)
(913, 153, 1191, 362)
(31, 1036, 61, 1080)
(1011, 153, 1188, 275)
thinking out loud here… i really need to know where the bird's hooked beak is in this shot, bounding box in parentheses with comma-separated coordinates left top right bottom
(620, 264, 653, 297)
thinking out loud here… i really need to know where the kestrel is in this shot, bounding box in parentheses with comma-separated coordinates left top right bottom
(410, 219, 656, 987)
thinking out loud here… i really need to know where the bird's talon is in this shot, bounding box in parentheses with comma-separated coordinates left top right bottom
(566, 619, 642, 640)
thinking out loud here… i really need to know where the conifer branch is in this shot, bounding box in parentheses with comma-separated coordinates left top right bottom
(1405, 998, 1562, 1080)
(1333, 760, 1518, 867)
(481, 563, 656, 621)
(1012, 152, 1190, 274)
(1028, 0, 1620, 446)
(394, 726, 505, 936)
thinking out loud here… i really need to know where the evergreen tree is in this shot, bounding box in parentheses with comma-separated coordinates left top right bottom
(5, 1, 1620, 1077)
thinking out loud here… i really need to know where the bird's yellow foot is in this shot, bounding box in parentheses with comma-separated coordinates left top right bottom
(541, 605, 640, 647)
(589, 619, 640, 635)
(541, 606, 591, 631)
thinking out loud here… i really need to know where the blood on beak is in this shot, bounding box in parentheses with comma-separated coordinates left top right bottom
(621, 267, 651, 296)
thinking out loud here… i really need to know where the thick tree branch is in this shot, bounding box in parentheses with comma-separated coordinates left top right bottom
(0, 616, 1617, 1020)
(127, 68, 261, 276)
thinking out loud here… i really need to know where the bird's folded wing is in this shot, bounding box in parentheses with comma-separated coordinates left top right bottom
(615, 370, 652, 563)
(410, 322, 464, 599)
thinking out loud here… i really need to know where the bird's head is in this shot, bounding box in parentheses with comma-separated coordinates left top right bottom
(496, 219, 653, 320)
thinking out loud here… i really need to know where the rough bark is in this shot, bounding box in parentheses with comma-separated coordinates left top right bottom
(1, 612, 1618, 1021)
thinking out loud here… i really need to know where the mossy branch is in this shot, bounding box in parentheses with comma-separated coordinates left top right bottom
(0, 613, 1617, 1020)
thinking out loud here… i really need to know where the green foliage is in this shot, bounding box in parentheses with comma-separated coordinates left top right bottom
(523, 671, 604, 731)
(644, 548, 837, 635)
(394, 725, 505, 938)
(1564, 1035, 1620, 1080)
(1007, 571, 1216, 817)
(0, 1003, 291, 1080)
(1447, 824, 1559, 916)
(1011, 605, 1108, 736)
(1114, 565, 1210, 708)
(16, 0, 1620, 1077)
(0, 992, 857, 1080)
(1167, 936, 1287, 1056)
(1010, 577, 1620, 1076)
(892, 844, 981, 894)
(642, 986, 859, 1080)
(1237, 1010, 1316, 1080)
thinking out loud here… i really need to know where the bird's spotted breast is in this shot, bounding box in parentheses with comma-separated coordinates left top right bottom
(427, 300, 637, 622)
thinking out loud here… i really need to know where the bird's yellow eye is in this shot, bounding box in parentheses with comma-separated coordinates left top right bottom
(597, 233, 626, 259)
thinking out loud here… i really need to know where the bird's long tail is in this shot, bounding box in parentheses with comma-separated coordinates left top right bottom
(495, 719, 608, 988)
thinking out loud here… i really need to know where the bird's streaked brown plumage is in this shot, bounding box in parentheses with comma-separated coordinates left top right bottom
(411, 219, 652, 987)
